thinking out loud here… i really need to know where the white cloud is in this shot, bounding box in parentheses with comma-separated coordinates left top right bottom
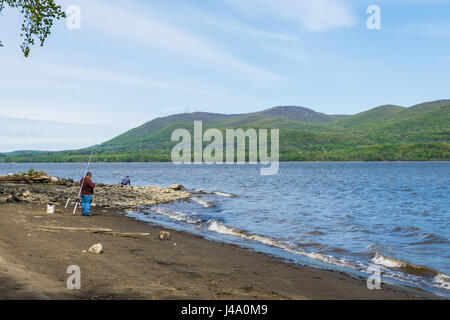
(0, 58, 222, 96)
(63, 0, 281, 82)
(224, 0, 356, 32)
(0, 57, 237, 125)
(199, 16, 302, 42)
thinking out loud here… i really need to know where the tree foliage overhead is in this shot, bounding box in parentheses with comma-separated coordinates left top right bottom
(0, 0, 65, 57)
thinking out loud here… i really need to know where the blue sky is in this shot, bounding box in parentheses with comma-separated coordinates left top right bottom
(0, 0, 449, 151)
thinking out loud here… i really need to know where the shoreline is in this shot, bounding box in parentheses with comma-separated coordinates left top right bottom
(0, 202, 439, 300)
(1, 161, 449, 164)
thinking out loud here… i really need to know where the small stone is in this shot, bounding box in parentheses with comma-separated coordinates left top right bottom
(159, 231, 172, 240)
(88, 243, 103, 254)
(23, 191, 31, 198)
(51, 177, 59, 183)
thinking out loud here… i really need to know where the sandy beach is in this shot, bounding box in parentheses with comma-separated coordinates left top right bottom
(0, 201, 438, 300)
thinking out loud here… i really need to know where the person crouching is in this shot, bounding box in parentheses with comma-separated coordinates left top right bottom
(80, 172, 95, 216)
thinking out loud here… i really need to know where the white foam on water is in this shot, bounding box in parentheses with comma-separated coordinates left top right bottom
(206, 220, 450, 293)
(372, 252, 408, 268)
(213, 191, 235, 197)
(152, 207, 202, 225)
(207, 220, 283, 246)
(191, 196, 214, 208)
(207, 220, 239, 236)
(193, 189, 235, 198)
(131, 209, 450, 294)
(434, 273, 450, 290)
(207, 220, 364, 271)
(371, 252, 439, 275)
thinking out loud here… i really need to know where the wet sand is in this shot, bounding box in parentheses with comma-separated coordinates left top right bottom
(0, 202, 437, 300)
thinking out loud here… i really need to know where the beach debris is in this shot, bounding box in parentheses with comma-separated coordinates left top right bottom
(46, 203, 56, 214)
(107, 232, 150, 238)
(159, 231, 172, 240)
(39, 226, 150, 238)
(88, 243, 104, 254)
(40, 226, 113, 233)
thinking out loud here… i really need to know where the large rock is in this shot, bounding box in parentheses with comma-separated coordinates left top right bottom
(88, 243, 104, 254)
(159, 231, 172, 240)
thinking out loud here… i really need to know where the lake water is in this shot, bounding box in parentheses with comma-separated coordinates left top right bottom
(1, 162, 449, 296)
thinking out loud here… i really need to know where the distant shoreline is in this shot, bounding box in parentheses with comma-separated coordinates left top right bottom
(1, 160, 449, 165)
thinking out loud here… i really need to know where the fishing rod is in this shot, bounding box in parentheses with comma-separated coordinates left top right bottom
(126, 167, 138, 179)
(71, 145, 96, 215)
(64, 166, 85, 208)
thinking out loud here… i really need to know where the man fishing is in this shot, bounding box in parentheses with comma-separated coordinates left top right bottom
(121, 174, 131, 186)
(80, 172, 95, 216)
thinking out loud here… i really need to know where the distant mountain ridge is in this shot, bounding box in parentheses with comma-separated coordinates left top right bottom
(1, 99, 449, 162)
(101, 105, 347, 150)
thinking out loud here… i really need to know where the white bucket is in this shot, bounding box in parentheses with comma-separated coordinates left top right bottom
(47, 204, 55, 214)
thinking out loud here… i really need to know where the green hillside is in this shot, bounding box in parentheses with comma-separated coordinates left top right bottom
(1, 100, 449, 162)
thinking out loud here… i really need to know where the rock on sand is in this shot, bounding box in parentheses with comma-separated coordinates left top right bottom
(88, 243, 104, 254)
(159, 231, 172, 240)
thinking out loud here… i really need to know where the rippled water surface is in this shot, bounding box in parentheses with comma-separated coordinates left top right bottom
(1, 162, 449, 295)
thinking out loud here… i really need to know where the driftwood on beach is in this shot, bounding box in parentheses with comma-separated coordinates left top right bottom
(39, 226, 151, 238)
(0, 175, 53, 184)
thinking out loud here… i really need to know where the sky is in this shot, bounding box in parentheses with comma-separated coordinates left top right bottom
(0, 0, 449, 151)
